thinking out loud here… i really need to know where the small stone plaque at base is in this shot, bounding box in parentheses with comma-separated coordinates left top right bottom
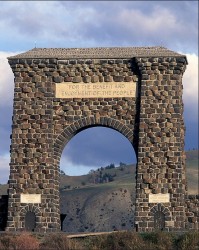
(20, 194, 41, 204)
(149, 193, 170, 203)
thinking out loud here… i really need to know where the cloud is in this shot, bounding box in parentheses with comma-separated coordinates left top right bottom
(0, 52, 17, 184)
(183, 53, 198, 120)
(183, 53, 198, 104)
(0, 52, 17, 106)
(0, 153, 10, 184)
(60, 155, 98, 176)
(0, 1, 197, 52)
(0, 51, 20, 155)
(60, 1, 198, 52)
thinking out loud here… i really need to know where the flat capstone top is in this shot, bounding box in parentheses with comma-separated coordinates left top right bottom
(8, 46, 186, 60)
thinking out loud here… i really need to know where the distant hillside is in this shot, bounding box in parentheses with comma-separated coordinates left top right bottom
(60, 150, 198, 194)
(185, 150, 199, 194)
(60, 164, 136, 232)
(0, 184, 8, 196)
(60, 183, 135, 232)
(60, 164, 135, 190)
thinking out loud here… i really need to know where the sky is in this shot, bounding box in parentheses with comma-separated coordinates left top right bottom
(0, 1, 198, 183)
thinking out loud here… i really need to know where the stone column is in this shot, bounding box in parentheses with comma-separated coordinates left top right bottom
(7, 58, 60, 232)
(135, 56, 187, 231)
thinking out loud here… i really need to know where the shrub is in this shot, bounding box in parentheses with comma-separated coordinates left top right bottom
(84, 231, 145, 250)
(142, 231, 175, 250)
(0, 241, 4, 250)
(40, 233, 83, 250)
(0, 233, 13, 250)
(175, 231, 199, 250)
(13, 232, 40, 250)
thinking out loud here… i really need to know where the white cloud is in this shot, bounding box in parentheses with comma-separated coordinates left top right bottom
(0, 153, 10, 184)
(118, 7, 177, 34)
(182, 53, 198, 122)
(60, 155, 98, 176)
(183, 53, 198, 104)
(0, 2, 197, 52)
(0, 51, 20, 107)
(103, 5, 197, 52)
(0, 52, 17, 184)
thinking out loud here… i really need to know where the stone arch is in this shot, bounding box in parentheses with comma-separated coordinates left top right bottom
(150, 203, 171, 230)
(7, 47, 187, 232)
(54, 116, 135, 165)
(19, 205, 42, 231)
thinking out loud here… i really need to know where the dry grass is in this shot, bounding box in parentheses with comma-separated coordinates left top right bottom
(0, 232, 39, 250)
(0, 231, 198, 250)
(39, 233, 83, 250)
(175, 231, 199, 250)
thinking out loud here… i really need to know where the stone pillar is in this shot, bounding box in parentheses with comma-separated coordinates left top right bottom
(135, 56, 187, 231)
(6, 58, 60, 232)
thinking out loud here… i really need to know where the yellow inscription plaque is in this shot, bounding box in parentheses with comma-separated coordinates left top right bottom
(20, 194, 41, 204)
(149, 193, 170, 203)
(55, 82, 137, 98)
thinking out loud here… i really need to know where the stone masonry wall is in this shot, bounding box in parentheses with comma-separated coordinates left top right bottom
(185, 195, 199, 230)
(7, 53, 188, 232)
(7, 58, 60, 232)
(135, 57, 187, 231)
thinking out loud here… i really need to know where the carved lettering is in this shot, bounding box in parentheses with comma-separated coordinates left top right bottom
(149, 193, 170, 203)
(20, 194, 41, 204)
(55, 82, 137, 98)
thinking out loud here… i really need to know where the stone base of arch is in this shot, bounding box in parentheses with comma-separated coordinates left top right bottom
(6, 204, 60, 233)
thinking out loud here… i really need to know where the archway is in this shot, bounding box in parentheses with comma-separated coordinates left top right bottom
(58, 124, 137, 232)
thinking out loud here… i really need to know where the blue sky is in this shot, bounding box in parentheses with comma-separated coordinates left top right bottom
(0, 1, 198, 183)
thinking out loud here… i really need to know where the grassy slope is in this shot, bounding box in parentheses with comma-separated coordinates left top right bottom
(185, 150, 199, 194)
(60, 150, 198, 195)
(60, 165, 136, 189)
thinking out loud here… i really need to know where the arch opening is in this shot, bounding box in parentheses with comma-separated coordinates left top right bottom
(58, 125, 137, 233)
(60, 126, 136, 176)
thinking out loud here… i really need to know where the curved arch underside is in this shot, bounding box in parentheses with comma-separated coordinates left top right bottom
(54, 117, 135, 163)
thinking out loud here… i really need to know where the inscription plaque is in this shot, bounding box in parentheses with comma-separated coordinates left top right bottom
(149, 193, 170, 203)
(55, 81, 137, 98)
(20, 194, 41, 204)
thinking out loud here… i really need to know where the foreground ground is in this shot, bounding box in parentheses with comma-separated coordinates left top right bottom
(0, 231, 198, 250)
